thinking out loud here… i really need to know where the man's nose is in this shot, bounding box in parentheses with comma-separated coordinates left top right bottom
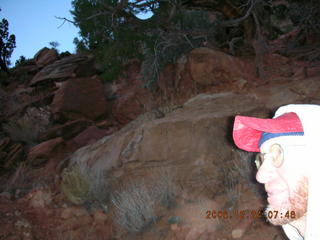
(256, 161, 277, 184)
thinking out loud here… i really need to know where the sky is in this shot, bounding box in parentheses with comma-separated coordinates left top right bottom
(0, 0, 79, 66)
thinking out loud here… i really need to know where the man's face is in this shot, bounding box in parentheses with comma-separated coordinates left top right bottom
(255, 139, 308, 225)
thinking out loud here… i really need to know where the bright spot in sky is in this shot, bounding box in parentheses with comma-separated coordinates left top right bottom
(129, 0, 154, 20)
(0, 0, 79, 66)
(135, 11, 154, 20)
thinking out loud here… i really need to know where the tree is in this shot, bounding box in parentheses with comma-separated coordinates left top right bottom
(15, 55, 26, 67)
(49, 41, 60, 51)
(69, 0, 320, 85)
(70, 0, 223, 85)
(0, 10, 16, 72)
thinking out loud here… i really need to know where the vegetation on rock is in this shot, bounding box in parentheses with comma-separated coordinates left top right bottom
(111, 167, 179, 233)
(0, 8, 16, 72)
(61, 162, 109, 209)
(69, 0, 320, 86)
(3, 107, 51, 148)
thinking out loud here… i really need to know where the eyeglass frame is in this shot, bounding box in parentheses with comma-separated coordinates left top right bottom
(255, 143, 306, 170)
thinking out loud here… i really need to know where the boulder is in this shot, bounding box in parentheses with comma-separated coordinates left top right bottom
(26, 189, 52, 208)
(68, 75, 320, 195)
(111, 60, 152, 126)
(34, 47, 58, 68)
(39, 119, 92, 141)
(231, 217, 254, 239)
(72, 126, 108, 149)
(27, 137, 65, 166)
(0, 137, 11, 152)
(175, 199, 219, 240)
(30, 54, 97, 86)
(59, 206, 92, 231)
(4, 144, 24, 169)
(69, 92, 262, 186)
(51, 76, 108, 120)
(60, 206, 90, 220)
(0, 139, 25, 171)
(0, 152, 7, 161)
(188, 47, 255, 86)
(0, 88, 7, 115)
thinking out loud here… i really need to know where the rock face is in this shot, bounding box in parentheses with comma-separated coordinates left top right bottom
(71, 126, 109, 149)
(0, 88, 7, 115)
(34, 47, 59, 68)
(30, 54, 96, 86)
(70, 92, 261, 188)
(27, 137, 65, 166)
(39, 119, 92, 141)
(51, 76, 108, 120)
(188, 47, 255, 86)
(2, 44, 320, 239)
(111, 60, 152, 126)
(69, 74, 320, 192)
(0, 137, 25, 171)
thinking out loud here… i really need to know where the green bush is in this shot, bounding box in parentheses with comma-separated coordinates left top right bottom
(61, 164, 91, 205)
(61, 162, 109, 209)
(14, 56, 27, 67)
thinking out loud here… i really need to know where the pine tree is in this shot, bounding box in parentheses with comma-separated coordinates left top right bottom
(0, 9, 16, 72)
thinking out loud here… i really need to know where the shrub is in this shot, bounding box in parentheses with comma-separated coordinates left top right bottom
(0, 70, 9, 85)
(0, 87, 7, 114)
(2, 107, 51, 147)
(148, 167, 179, 209)
(61, 164, 91, 205)
(221, 150, 256, 208)
(61, 162, 109, 209)
(221, 162, 240, 208)
(14, 55, 26, 67)
(111, 167, 179, 233)
(59, 51, 71, 58)
(111, 180, 156, 233)
(49, 41, 60, 51)
(3, 162, 32, 195)
(86, 166, 109, 210)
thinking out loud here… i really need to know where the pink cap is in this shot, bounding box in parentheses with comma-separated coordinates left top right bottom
(233, 112, 304, 152)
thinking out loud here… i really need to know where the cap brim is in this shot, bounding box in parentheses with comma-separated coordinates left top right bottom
(233, 112, 303, 152)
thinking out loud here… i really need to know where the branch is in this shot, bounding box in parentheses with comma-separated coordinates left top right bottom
(252, 11, 268, 79)
(220, 0, 256, 27)
(130, 0, 158, 9)
(55, 16, 76, 28)
(86, 11, 109, 20)
(98, 1, 144, 25)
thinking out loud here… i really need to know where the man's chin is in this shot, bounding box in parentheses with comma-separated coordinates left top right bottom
(265, 204, 307, 226)
(265, 205, 292, 225)
(264, 177, 308, 226)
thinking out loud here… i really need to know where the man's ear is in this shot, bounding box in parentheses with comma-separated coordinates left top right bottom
(270, 144, 284, 168)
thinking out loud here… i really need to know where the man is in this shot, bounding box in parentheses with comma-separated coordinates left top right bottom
(232, 104, 320, 240)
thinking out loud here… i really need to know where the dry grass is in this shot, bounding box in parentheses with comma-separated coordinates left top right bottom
(86, 166, 109, 211)
(3, 107, 51, 147)
(221, 150, 255, 209)
(2, 162, 33, 196)
(111, 179, 156, 233)
(111, 167, 179, 233)
(148, 167, 179, 209)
